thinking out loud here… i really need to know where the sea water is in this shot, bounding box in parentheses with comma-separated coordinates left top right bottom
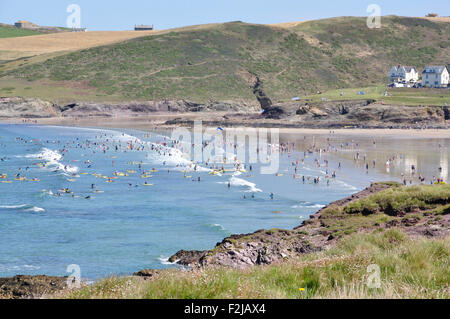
(0, 124, 447, 279)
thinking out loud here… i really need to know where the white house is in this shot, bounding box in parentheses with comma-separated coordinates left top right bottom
(388, 66, 419, 83)
(422, 66, 449, 88)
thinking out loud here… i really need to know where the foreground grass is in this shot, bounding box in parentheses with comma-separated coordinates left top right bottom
(59, 229, 449, 299)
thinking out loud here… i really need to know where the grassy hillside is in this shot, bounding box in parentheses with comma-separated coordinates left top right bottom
(0, 25, 43, 38)
(293, 85, 450, 106)
(58, 230, 449, 299)
(1, 16, 449, 103)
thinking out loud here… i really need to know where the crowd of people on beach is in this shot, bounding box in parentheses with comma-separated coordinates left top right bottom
(0, 129, 447, 203)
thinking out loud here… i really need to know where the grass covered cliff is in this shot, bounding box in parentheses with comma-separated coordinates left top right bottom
(0, 16, 449, 104)
(50, 182, 449, 299)
(58, 229, 449, 299)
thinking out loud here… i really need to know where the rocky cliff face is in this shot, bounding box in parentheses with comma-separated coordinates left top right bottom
(0, 97, 58, 118)
(0, 275, 68, 299)
(0, 97, 260, 118)
(261, 99, 448, 128)
(0, 97, 447, 129)
(56, 100, 260, 117)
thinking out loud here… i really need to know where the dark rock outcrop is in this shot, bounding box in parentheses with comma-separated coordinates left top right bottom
(1, 96, 447, 129)
(0, 275, 68, 299)
(257, 99, 448, 128)
(0, 97, 58, 118)
(168, 250, 206, 265)
(262, 106, 284, 119)
(252, 74, 272, 110)
(57, 100, 260, 117)
(133, 269, 161, 278)
(0, 97, 260, 118)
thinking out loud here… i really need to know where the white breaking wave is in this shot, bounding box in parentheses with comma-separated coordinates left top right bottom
(301, 166, 327, 175)
(228, 172, 262, 193)
(207, 223, 226, 231)
(158, 256, 179, 265)
(291, 202, 325, 209)
(0, 204, 45, 212)
(0, 264, 41, 272)
(23, 206, 45, 212)
(40, 189, 54, 197)
(146, 141, 211, 172)
(217, 171, 262, 192)
(334, 179, 359, 191)
(24, 148, 79, 174)
(0, 204, 27, 209)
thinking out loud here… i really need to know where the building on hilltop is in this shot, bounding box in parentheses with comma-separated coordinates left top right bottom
(14, 20, 39, 29)
(388, 66, 419, 83)
(134, 24, 154, 31)
(71, 27, 87, 32)
(422, 66, 449, 88)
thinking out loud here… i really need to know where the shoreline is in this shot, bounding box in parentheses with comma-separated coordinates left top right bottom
(0, 119, 449, 298)
(1, 115, 450, 138)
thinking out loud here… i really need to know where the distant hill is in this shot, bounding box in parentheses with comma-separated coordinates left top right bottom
(0, 23, 44, 38)
(0, 16, 449, 104)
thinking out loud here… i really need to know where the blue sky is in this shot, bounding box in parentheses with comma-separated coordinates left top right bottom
(0, 0, 448, 31)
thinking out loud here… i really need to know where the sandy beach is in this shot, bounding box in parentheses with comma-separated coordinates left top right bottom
(2, 114, 449, 138)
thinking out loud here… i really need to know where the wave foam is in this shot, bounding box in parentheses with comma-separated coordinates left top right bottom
(24, 148, 79, 174)
(207, 223, 226, 231)
(158, 256, 179, 265)
(229, 175, 262, 193)
(0, 204, 45, 213)
(291, 202, 325, 209)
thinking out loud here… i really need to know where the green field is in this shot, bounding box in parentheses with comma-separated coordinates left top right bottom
(0, 16, 449, 103)
(0, 25, 43, 38)
(295, 85, 450, 106)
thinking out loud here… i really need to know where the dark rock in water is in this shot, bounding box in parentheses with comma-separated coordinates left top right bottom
(168, 250, 206, 265)
(0, 275, 67, 299)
